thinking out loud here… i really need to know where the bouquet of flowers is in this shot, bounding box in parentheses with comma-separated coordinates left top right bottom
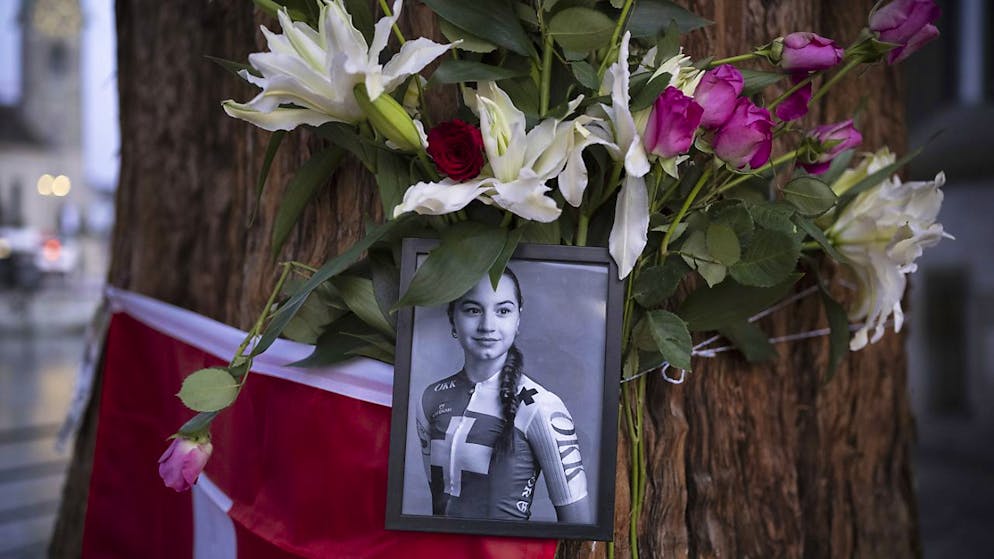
(161, 0, 946, 549)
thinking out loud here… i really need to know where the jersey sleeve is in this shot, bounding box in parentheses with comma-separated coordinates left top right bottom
(525, 393, 588, 507)
(416, 391, 431, 458)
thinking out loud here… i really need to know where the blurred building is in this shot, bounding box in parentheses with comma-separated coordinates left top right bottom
(0, 0, 114, 283)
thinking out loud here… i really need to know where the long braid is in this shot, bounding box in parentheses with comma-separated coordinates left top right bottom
(495, 344, 523, 458)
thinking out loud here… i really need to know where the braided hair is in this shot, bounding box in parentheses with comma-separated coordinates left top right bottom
(448, 268, 524, 457)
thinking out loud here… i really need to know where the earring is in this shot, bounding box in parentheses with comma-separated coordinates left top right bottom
(451, 328, 458, 338)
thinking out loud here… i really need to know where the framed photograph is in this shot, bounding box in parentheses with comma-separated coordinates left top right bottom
(386, 239, 623, 540)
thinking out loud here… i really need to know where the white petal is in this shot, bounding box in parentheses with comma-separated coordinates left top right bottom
(490, 175, 561, 222)
(369, 0, 403, 62)
(381, 38, 452, 95)
(477, 82, 527, 183)
(560, 121, 613, 207)
(609, 174, 650, 279)
(392, 178, 493, 218)
(221, 101, 341, 131)
(323, 1, 369, 68)
(606, 32, 649, 178)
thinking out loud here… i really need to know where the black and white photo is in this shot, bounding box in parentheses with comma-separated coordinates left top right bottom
(386, 240, 623, 540)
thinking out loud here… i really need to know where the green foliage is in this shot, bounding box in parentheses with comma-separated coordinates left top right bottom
(681, 230, 726, 287)
(421, 0, 535, 56)
(678, 275, 800, 331)
(395, 222, 509, 309)
(706, 222, 741, 266)
(178, 368, 239, 412)
(330, 275, 395, 337)
(644, 310, 693, 370)
(782, 176, 837, 216)
(571, 61, 600, 90)
(439, 20, 498, 53)
(820, 289, 850, 379)
(629, 72, 673, 112)
(490, 227, 525, 289)
(281, 280, 347, 344)
(628, 0, 711, 39)
(729, 229, 800, 287)
(289, 314, 375, 367)
(740, 69, 785, 96)
(548, 7, 616, 52)
(718, 320, 776, 362)
(249, 131, 286, 228)
(632, 258, 689, 308)
(271, 147, 345, 259)
(431, 60, 529, 84)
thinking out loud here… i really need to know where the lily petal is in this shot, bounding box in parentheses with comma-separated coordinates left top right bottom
(606, 32, 650, 178)
(477, 82, 527, 183)
(609, 174, 650, 279)
(392, 177, 493, 218)
(222, 100, 342, 131)
(381, 38, 451, 96)
(490, 173, 561, 222)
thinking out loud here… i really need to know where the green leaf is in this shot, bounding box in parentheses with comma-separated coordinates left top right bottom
(629, 72, 672, 112)
(571, 61, 600, 90)
(204, 55, 259, 80)
(315, 122, 377, 171)
(254, 217, 410, 356)
(252, 0, 309, 23)
(740, 69, 785, 96)
(645, 310, 693, 370)
(793, 214, 849, 264)
(718, 320, 777, 363)
(439, 19, 497, 53)
(817, 148, 855, 187)
(821, 290, 850, 380)
(519, 220, 561, 244)
(330, 275, 395, 337)
(548, 7, 615, 52)
(681, 230, 726, 287)
(783, 176, 837, 216)
(178, 368, 239, 412)
(289, 314, 370, 367)
(678, 274, 800, 331)
(248, 130, 286, 227)
(375, 150, 412, 217)
(346, 343, 395, 364)
(430, 59, 528, 84)
(489, 227, 525, 289)
(729, 229, 799, 287)
(395, 222, 508, 309)
(709, 201, 754, 242)
(747, 202, 797, 235)
(632, 258, 689, 308)
(271, 147, 345, 258)
(706, 222, 741, 265)
(629, 0, 711, 38)
(654, 20, 681, 63)
(422, 0, 535, 56)
(369, 250, 401, 330)
(281, 283, 347, 344)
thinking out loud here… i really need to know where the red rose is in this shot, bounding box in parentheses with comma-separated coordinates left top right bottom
(426, 119, 485, 181)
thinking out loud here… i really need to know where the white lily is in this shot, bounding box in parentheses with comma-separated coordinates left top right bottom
(394, 82, 573, 222)
(828, 151, 949, 350)
(609, 174, 650, 279)
(222, 0, 450, 132)
(597, 32, 650, 179)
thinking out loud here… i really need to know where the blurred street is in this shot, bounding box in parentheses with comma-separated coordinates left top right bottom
(0, 280, 101, 558)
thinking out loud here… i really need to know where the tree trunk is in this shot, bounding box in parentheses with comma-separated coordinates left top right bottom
(53, 1, 918, 557)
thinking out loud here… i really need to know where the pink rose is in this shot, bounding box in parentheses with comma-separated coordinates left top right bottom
(774, 77, 813, 122)
(713, 98, 773, 169)
(693, 64, 744, 129)
(801, 119, 863, 174)
(780, 32, 844, 73)
(870, 0, 941, 64)
(158, 437, 213, 492)
(643, 87, 704, 159)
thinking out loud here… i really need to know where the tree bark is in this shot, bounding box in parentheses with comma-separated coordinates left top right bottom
(53, 1, 918, 557)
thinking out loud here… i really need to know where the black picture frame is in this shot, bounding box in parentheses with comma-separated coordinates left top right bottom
(386, 238, 623, 541)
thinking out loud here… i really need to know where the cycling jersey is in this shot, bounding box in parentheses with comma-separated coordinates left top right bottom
(416, 370, 588, 520)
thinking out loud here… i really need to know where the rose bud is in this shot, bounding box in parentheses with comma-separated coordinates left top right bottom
(774, 77, 813, 122)
(713, 97, 774, 169)
(870, 0, 941, 64)
(643, 87, 704, 159)
(426, 119, 485, 181)
(158, 437, 213, 492)
(780, 32, 844, 73)
(693, 64, 744, 129)
(801, 119, 863, 174)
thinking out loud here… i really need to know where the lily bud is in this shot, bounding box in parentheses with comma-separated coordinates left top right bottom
(354, 84, 424, 153)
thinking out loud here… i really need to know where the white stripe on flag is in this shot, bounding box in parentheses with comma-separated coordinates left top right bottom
(193, 474, 236, 559)
(104, 287, 394, 406)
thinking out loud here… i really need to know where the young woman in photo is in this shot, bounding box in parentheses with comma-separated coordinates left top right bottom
(415, 268, 591, 523)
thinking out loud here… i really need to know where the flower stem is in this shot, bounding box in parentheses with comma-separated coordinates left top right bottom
(499, 211, 513, 228)
(416, 151, 440, 182)
(576, 214, 590, 246)
(811, 58, 860, 104)
(711, 149, 799, 198)
(598, 0, 635, 78)
(378, 0, 406, 45)
(540, 32, 554, 117)
(708, 52, 760, 67)
(768, 74, 815, 111)
(661, 165, 712, 257)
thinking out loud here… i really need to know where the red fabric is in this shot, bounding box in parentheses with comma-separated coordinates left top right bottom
(83, 312, 558, 558)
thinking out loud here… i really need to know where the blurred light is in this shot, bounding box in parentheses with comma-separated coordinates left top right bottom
(42, 238, 61, 262)
(0, 238, 10, 259)
(37, 174, 54, 196)
(52, 175, 71, 197)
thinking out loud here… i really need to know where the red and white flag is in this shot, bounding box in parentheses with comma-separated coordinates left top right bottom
(81, 288, 557, 558)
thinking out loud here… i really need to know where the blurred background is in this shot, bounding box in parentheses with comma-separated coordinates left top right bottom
(0, 0, 989, 557)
